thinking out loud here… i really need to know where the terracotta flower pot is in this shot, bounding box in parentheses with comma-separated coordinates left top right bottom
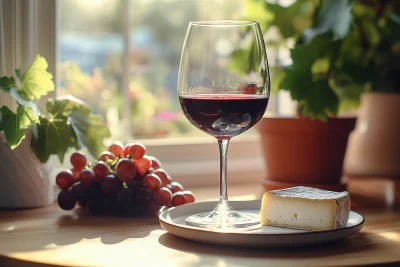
(256, 117, 356, 191)
(344, 93, 400, 177)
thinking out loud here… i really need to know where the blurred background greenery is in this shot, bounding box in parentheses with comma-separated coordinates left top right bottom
(58, 0, 246, 140)
(59, 0, 400, 139)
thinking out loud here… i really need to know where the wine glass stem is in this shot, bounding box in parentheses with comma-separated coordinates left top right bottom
(218, 139, 230, 204)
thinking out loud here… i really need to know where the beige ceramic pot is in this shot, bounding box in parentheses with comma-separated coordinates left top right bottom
(344, 93, 400, 177)
(0, 133, 57, 208)
(257, 117, 356, 191)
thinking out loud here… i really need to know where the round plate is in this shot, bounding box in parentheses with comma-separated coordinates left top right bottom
(159, 200, 364, 248)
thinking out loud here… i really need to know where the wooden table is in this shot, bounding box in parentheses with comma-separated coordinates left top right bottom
(0, 184, 399, 267)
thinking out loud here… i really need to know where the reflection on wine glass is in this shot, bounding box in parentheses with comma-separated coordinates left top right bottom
(178, 20, 270, 230)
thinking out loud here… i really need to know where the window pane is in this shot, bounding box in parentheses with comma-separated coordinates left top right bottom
(58, 0, 123, 139)
(58, 0, 277, 140)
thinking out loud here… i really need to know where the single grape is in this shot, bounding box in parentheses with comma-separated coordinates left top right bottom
(79, 169, 95, 185)
(153, 169, 172, 187)
(70, 152, 87, 170)
(136, 188, 153, 205)
(58, 189, 76, 210)
(93, 161, 109, 182)
(183, 191, 195, 203)
(85, 182, 103, 200)
(143, 174, 162, 192)
(126, 180, 141, 192)
(103, 196, 122, 216)
(116, 188, 136, 215)
(70, 167, 80, 180)
(128, 142, 146, 160)
(145, 201, 160, 216)
(136, 155, 152, 169)
(133, 161, 147, 179)
(116, 188, 135, 204)
(132, 204, 146, 216)
(154, 187, 172, 206)
(124, 143, 133, 156)
(108, 141, 125, 158)
(71, 182, 86, 202)
(87, 198, 104, 215)
(115, 159, 137, 182)
(56, 170, 74, 189)
(171, 192, 186, 207)
(98, 151, 116, 161)
(101, 175, 123, 196)
(148, 156, 162, 169)
(170, 181, 184, 193)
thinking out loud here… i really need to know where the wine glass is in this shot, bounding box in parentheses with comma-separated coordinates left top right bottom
(178, 20, 270, 230)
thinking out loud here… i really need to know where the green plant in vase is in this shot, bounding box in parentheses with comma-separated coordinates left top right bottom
(0, 55, 111, 208)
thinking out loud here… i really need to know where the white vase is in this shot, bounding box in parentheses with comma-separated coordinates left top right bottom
(0, 133, 57, 208)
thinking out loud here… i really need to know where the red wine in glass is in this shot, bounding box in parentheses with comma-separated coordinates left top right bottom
(178, 20, 270, 230)
(179, 93, 268, 139)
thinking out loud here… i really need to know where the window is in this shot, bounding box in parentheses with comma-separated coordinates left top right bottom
(1, 0, 293, 187)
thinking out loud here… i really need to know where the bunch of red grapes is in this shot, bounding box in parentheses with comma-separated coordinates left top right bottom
(56, 141, 195, 216)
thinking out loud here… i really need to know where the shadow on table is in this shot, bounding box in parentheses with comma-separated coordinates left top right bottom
(158, 232, 383, 262)
(55, 211, 161, 245)
(0, 209, 161, 253)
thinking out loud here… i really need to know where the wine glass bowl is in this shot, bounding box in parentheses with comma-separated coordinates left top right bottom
(178, 20, 270, 230)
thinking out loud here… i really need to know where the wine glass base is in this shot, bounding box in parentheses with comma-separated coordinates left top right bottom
(185, 201, 261, 231)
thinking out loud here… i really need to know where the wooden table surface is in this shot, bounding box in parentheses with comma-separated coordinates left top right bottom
(0, 184, 399, 267)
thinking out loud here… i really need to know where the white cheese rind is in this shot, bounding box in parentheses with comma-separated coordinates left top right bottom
(259, 186, 351, 231)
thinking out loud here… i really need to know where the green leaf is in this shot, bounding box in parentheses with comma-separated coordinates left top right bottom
(69, 111, 111, 159)
(30, 117, 75, 163)
(301, 79, 339, 120)
(10, 88, 41, 115)
(69, 113, 110, 158)
(0, 76, 15, 92)
(303, 0, 352, 42)
(268, 0, 317, 38)
(280, 33, 340, 118)
(280, 65, 310, 101)
(47, 95, 90, 118)
(311, 58, 330, 75)
(19, 106, 40, 128)
(0, 106, 39, 149)
(47, 95, 110, 159)
(19, 55, 55, 100)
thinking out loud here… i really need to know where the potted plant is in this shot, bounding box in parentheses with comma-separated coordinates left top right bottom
(0, 55, 110, 208)
(238, 0, 399, 190)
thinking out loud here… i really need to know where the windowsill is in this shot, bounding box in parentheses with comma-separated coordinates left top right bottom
(141, 134, 265, 187)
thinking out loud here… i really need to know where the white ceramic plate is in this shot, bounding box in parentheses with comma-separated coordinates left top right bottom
(159, 200, 364, 248)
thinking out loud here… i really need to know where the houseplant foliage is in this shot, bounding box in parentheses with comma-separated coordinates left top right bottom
(232, 0, 400, 191)
(239, 0, 400, 119)
(0, 55, 111, 163)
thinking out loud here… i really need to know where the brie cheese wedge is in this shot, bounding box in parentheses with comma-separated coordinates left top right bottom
(260, 186, 350, 231)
